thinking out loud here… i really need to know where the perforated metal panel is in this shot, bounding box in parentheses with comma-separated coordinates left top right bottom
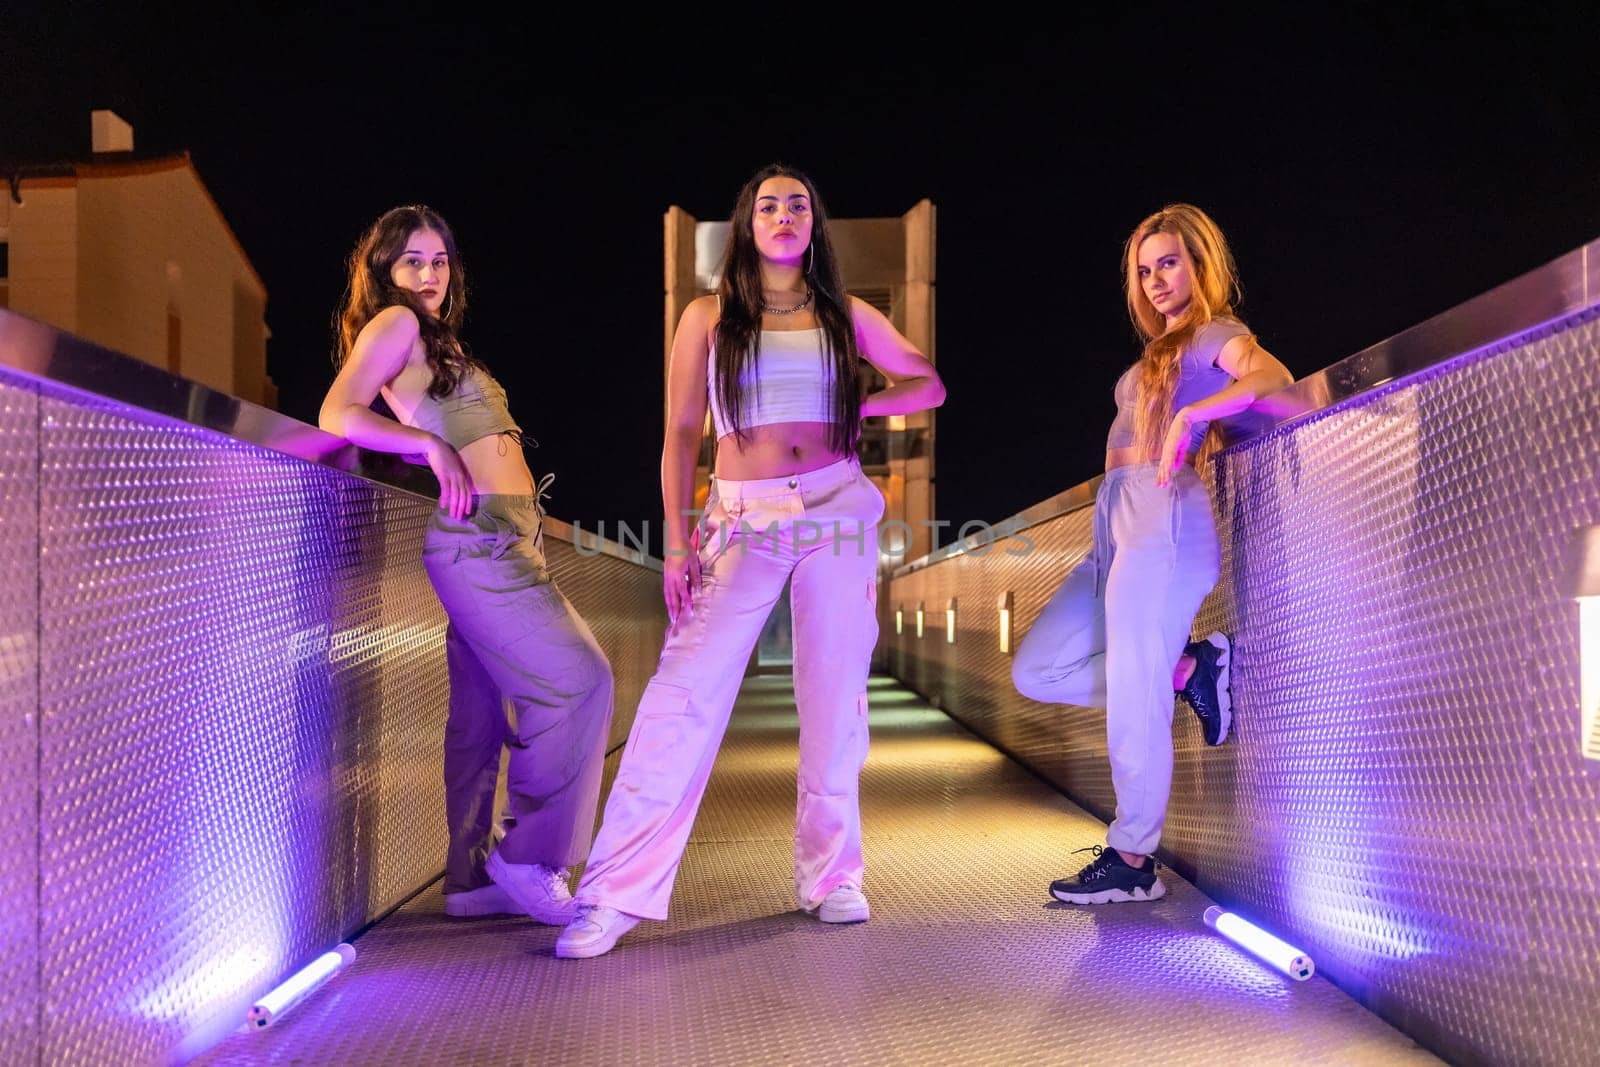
(30, 386, 446, 1065)
(3, 377, 665, 1066)
(1493, 317, 1600, 1066)
(887, 310, 1600, 1067)
(1196, 336, 1538, 1064)
(0, 373, 40, 1066)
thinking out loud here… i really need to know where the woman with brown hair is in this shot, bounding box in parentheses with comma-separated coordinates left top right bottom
(556, 163, 945, 958)
(319, 205, 613, 925)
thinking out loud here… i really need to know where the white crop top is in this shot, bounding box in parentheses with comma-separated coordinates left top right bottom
(707, 328, 835, 440)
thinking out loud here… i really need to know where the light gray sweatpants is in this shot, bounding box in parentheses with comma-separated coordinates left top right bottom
(423, 494, 614, 894)
(1011, 463, 1220, 856)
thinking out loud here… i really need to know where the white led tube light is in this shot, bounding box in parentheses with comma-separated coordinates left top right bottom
(1203, 906, 1314, 981)
(248, 943, 357, 1029)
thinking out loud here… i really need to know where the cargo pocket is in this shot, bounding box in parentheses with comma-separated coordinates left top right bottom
(422, 510, 476, 565)
(615, 680, 700, 800)
(485, 514, 522, 560)
(497, 580, 566, 640)
(421, 534, 461, 566)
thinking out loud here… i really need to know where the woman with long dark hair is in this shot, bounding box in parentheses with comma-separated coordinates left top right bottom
(320, 204, 613, 924)
(556, 164, 945, 958)
(1011, 203, 1293, 904)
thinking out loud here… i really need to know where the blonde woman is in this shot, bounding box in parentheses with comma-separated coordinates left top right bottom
(1011, 204, 1292, 904)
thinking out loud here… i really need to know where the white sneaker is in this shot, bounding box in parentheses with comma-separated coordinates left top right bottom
(485, 852, 577, 925)
(555, 904, 641, 959)
(817, 883, 870, 924)
(443, 880, 522, 918)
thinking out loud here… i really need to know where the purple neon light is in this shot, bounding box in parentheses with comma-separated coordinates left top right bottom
(1205, 906, 1314, 981)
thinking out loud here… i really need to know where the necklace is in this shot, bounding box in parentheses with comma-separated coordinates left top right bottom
(762, 288, 813, 315)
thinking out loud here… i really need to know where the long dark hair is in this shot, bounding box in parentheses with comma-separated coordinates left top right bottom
(713, 164, 860, 453)
(333, 204, 481, 398)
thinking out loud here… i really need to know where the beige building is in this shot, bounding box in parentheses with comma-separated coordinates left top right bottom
(663, 201, 938, 570)
(0, 110, 274, 408)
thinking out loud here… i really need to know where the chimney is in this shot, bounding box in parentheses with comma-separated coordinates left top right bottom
(91, 110, 134, 153)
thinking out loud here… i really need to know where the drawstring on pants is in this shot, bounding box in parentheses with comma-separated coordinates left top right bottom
(1092, 479, 1114, 598)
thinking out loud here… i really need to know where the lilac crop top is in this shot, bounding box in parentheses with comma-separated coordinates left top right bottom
(707, 329, 835, 440)
(403, 365, 523, 452)
(1105, 316, 1250, 454)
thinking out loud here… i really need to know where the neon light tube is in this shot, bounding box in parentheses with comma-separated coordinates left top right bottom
(247, 943, 357, 1029)
(1204, 907, 1313, 981)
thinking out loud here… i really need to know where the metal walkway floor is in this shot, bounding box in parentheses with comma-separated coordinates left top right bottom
(199, 675, 1438, 1065)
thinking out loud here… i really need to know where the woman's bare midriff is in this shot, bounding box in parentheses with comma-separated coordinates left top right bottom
(1104, 446, 1197, 474)
(1104, 446, 1143, 472)
(715, 421, 848, 481)
(459, 433, 536, 495)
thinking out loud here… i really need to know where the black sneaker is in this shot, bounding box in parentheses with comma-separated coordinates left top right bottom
(1049, 846, 1166, 904)
(1178, 631, 1232, 746)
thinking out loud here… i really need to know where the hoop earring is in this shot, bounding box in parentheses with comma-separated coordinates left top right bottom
(805, 244, 814, 275)
(441, 290, 453, 318)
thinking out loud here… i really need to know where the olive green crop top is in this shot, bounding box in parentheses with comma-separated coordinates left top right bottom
(404, 365, 523, 452)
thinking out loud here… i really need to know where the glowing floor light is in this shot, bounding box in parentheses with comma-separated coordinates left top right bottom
(1204, 907, 1314, 981)
(247, 944, 357, 1029)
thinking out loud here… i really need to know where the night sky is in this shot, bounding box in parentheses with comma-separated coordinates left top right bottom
(5, 6, 1597, 547)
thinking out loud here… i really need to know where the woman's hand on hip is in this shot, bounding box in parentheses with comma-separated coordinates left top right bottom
(424, 436, 473, 519)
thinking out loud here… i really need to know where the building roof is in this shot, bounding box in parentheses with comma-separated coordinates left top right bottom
(3, 151, 266, 295)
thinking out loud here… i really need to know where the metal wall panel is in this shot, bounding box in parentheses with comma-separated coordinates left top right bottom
(1195, 334, 1536, 1064)
(31, 388, 447, 1065)
(0, 373, 40, 1067)
(885, 309, 1600, 1067)
(1515, 316, 1600, 1067)
(0, 308, 667, 1064)
(7, 380, 663, 1066)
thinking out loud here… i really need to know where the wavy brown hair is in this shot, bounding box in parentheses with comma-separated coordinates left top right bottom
(332, 204, 481, 398)
(1122, 203, 1250, 468)
(713, 163, 860, 454)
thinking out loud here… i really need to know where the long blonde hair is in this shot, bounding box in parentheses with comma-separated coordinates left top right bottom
(1122, 204, 1245, 468)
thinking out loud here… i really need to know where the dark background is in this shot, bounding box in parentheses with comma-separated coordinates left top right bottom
(4, 4, 1597, 546)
